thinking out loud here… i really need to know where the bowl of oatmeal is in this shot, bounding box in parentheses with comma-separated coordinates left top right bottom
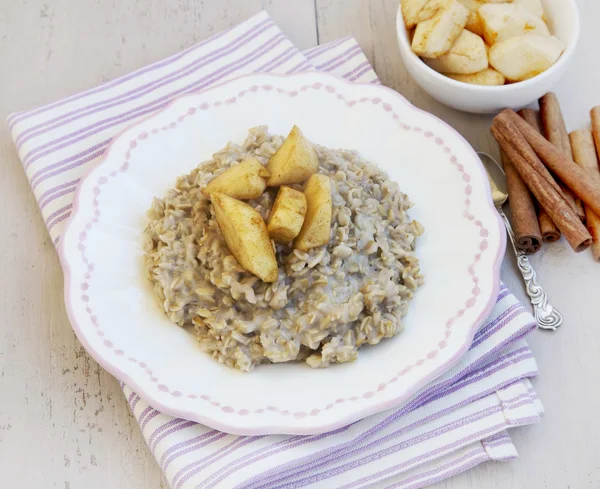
(60, 72, 505, 435)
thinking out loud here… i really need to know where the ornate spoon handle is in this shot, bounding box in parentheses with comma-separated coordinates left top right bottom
(497, 206, 563, 331)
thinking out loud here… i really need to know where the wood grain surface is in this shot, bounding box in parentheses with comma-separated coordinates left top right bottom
(1, 1, 599, 487)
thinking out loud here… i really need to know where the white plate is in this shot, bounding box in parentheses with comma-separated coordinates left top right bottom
(60, 72, 505, 435)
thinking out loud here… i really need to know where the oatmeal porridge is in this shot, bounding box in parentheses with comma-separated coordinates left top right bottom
(143, 126, 424, 371)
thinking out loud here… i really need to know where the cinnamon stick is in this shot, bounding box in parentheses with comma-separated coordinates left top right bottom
(538, 212, 561, 242)
(491, 115, 591, 252)
(498, 109, 600, 218)
(591, 106, 600, 157)
(500, 149, 542, 253)
(570, 129, 600, 261)
(540, 94, 574, 158)
(518, 108, 561, 242)
(539, 93, 586, 221)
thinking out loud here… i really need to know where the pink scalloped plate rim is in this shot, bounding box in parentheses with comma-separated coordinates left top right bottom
(59, 72, 505, 435)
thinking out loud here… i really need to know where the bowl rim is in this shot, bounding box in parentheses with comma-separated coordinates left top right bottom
(59, 71, 506, 435)
(395, 0, 581, 92)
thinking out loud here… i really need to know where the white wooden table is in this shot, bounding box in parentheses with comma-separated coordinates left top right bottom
(1, 1, 599, 487)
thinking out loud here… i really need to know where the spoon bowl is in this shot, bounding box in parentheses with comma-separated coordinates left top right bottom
(478, 152, 508, 207)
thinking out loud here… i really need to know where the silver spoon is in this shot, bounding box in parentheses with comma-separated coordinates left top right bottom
(478, 152, 563, 332)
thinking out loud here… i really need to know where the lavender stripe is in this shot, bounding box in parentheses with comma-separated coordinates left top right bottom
(303, 38, 348, 58)
(200, 426, 354, 489)
(386, 450, 489, 489)
(32, 148, 105, 190)
(309, 40, 356, 63)
(147, 418, 189, 451)
(349, 64, 375, 82)
(16, 19, 275, 149)
(506, 414, 543, 427)
(323, 51, 365, 75)
(256, 46, 296, 72)
(410, 353, 533, 411)
(285, 60, 311, 75)
(485, 440, 512, 449)
(483, 437, 513, 449)
(258, 411, 507, 489)
(385, 448, 486, 489)
(136, 406, 154, 426)
(395, 346, 532, 421)
(7, 14, 256, 129)
(341, 60, 371, 80)
(173, 437, 263, 489)
(127, 391, 136, 406)
(497, 288, 511, 302)
(130, 395, 141, 412)
(396, 329, 533, 419)
(471, 306, 526, 348)
(159, 430, 218, 468)
(502, 391, 535, 407)
(26, 136, 108, 177)
(173, 442, 243, 488)
(53, 235, 60, 247)
(47, 211, 72, 233)
(37, 178, 80, 201)
(149, 420, 197, 455)
(301, 46, 322, 56)
(526, 384, 538, 395)
(440, 352, 534, 398)
(315, 45, 361, 70)
(408, 350, 533, 418)
(464, 322, 536, 374)
(503, 397, 541, 414)
(140, 409, 160, 431)
(39, 186, 77, 210)
(44, 204, 72, 225)
(472, 304, 522, 344)
(474, 296, 516, 335)
(6, 112, 18, 126)
(304, 38, 350, 59)
(162, 432, 227, 472)
(159, 430, 228, 472)
(287, 61, 313, 74)
(22, 33, 288, 169)
(482, 431, 510, 443)
(263, 48, 304, 73)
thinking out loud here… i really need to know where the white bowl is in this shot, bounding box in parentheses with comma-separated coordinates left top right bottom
(396, 0, 580, 114)
(60, 72, 505, 435)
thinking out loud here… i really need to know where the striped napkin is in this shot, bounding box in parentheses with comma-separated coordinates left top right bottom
(8, 11, 543, 489)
